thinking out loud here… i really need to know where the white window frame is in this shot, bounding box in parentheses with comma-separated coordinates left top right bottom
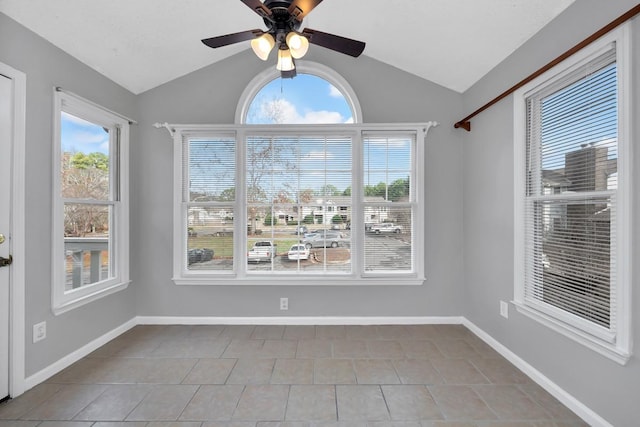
(171, 122, 436, 286)
(52, 90, 130, 314)
(513, 24, 632, 364)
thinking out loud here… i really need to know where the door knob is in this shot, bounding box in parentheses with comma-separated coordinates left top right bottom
(0, 255, 12, 267)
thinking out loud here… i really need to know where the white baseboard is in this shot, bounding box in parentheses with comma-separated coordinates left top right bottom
(21, 315, 607, 427)
(24, 318, 137, 390)
(135, 315, 465, 325)
(462, 319, 611, 427)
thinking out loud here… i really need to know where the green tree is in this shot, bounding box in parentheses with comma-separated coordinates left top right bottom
(362, 178, 410, 201)
(219, 187, 235, 201)
(331, 214, 343, 224)
(319, 184, 341, 196)
(388, 177, 410, 201)
(70, 151, 109, 170)
(263, 212, 278, 226)
(364, 182, 386, 198)
(342, 186, 351, 196)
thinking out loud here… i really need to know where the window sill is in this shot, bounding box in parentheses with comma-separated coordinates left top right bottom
(173, 276, 425, 286)
(52, 280, 130, 316)
(513, 302, 631, 365)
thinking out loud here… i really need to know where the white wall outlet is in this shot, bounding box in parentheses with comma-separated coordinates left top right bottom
(280, 297, 289, 310)
(33, 321, 47, 343)
(500, 300, 509, 319)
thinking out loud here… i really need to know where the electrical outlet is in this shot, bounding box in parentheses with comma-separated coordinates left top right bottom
(500, 301, 509, 319)
(280, 297, 288, 310)
(33, 321, 47, 343)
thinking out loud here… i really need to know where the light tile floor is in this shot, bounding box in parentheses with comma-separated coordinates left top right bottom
(0, 324, 589, 426)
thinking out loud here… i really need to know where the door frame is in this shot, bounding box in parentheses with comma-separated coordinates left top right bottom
(0, 61, 26, 398)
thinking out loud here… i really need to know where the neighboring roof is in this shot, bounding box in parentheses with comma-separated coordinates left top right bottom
(0, 0, 574, 94)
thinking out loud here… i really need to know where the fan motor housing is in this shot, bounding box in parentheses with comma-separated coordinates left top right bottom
(263, 0, 302, 41)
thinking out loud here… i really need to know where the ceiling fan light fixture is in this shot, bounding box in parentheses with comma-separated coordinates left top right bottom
(276, 48, 296, 71)
(251, 33, 275, 60)
(286, 31, 309, 59)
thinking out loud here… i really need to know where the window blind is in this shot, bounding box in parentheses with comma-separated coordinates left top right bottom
(184, 135, 236, 271)
(524, 46, 617, 333)
(246, 134, 352, 273)
(362, 132, 415, 273)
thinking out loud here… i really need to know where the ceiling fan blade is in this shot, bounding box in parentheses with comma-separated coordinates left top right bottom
(240, 0, 273, 19)
(288, 0, 323, 21)
(202, 29, 264, 49)
(301, 28, 365, 57)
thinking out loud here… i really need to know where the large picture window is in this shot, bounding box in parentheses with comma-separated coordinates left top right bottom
(513, 25, 631, 363)
(172, 123, 435, 285)
(52, 91, 130, 313)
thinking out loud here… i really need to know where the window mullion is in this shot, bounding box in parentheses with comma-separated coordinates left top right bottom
(351, 130, 364, 278)
(236, 128, 247, 278)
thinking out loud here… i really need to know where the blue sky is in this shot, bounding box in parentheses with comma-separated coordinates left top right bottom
(61, 112, 110, 155)
(246, 74, 353, 124)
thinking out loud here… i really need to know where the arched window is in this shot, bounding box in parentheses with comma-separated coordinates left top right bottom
(170, 60, 436, 286)
(236, 61, 362, 124)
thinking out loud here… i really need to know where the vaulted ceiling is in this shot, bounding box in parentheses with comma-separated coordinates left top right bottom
(0, 0, 575, 94)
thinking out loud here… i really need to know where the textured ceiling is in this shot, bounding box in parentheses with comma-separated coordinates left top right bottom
(0, 0, 575, 94)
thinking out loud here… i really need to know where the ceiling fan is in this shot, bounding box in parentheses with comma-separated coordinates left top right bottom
(201, 0, 366, 78)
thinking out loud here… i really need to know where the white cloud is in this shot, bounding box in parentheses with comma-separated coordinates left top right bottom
(328, 84, 342, 98)
(301, 110, 344, 124)
(259, 98, 346, 124)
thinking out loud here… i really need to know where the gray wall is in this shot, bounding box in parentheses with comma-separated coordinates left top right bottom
(461, 1, 640, 425)
(0, 13, 138, 377)
(133, 47, 465, 317)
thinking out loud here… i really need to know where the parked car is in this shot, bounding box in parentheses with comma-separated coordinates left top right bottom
(370, 223, 403, 234)
(188, 248, 214, 265)
(287, 244, 310, 261)
(247, 241, 276, 263)
(302, 230, 343, 249)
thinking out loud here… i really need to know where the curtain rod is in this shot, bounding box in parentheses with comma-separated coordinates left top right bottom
(454, 3, 640, 132)
(55, 87, 138, 125)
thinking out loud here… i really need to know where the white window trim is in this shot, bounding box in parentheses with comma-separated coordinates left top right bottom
(170, 122, 437, 286)
(235, 61, 363, 124)
(52, 90, 131, 315)
(513, 24, 632, 364)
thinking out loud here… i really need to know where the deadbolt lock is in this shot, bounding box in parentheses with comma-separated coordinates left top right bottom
(0, 234, 5, 244)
